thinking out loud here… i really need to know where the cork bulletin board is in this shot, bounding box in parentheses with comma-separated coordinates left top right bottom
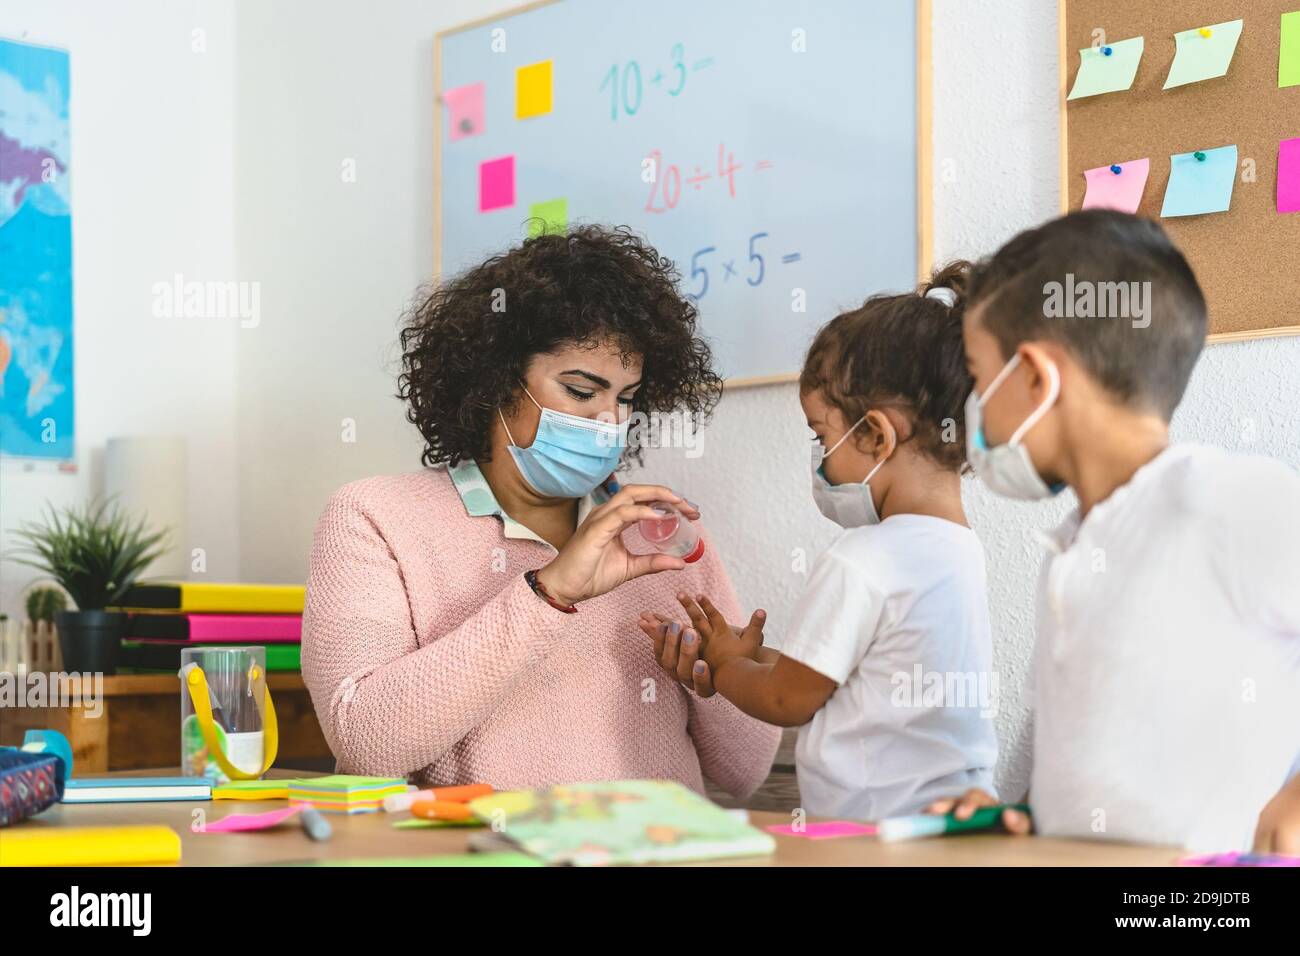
(1061, 1, 1300, 341)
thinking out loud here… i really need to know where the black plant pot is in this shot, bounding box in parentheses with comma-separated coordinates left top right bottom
(55, 610, 127, 674)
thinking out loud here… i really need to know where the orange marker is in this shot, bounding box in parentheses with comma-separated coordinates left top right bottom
(382, 783, 493, 812)
(409, 798, 475, 822)
(428, 783, 494, 802)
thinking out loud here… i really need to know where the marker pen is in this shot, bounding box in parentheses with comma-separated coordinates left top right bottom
(382, 783, 494, 812)
(409, 798, 476, 822)
(878, 804, 1031, 842)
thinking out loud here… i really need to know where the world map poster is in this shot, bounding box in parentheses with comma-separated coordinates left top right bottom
(0, 37, 74, 462)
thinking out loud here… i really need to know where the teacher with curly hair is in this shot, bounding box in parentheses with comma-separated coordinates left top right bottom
(301, 225, 780, 799)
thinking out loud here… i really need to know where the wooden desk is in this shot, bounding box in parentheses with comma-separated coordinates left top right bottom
(0, 674, 332, 773)
(14, 769, 1181, 866)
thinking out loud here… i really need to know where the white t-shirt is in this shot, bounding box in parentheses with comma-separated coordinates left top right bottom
(1030, 443, 1300, 851)
(783, 514, 999, 821)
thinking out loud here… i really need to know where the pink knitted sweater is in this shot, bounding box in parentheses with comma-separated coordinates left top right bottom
(301, 468, 781, 799)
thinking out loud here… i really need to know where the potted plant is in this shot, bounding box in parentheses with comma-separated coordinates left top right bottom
(9, 500, 169, 674)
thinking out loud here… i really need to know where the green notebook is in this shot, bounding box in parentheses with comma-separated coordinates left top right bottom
(466, 779, 775, 866)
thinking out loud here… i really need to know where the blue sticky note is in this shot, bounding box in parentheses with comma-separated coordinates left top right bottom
(1160, 145, 1237, 217)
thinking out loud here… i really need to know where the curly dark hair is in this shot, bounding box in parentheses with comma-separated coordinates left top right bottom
(799, 261, 974, 472)
(398, 224, 722, 467)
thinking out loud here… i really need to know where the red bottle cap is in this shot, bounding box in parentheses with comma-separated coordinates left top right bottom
(683, 537, 706, 564)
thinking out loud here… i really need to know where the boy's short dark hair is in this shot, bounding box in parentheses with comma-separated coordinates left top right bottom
(967, 210, 1207, 420)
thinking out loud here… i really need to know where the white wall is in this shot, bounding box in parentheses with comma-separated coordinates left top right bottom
(232, 0, 513, 584)
(0, 0, 240, 614)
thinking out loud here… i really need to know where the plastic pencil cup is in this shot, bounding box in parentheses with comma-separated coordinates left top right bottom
(179, 646, 278, 783)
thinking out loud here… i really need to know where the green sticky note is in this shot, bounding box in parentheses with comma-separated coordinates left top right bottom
(1067, 36, 1144, 100)
(527, 197, 568, 238)
(392, 818, 484, 829)
(1281, 11, 1300, 89)
(1163, 20, 1243, 89)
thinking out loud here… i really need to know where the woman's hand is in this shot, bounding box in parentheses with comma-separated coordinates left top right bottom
(637, 611, 716, 697)
(534, 484, 699, 606)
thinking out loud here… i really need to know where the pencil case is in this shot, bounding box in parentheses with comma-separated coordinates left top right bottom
(0, 749, 65, 826)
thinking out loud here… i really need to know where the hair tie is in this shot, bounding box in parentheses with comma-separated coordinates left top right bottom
(925, 286, 958, 307)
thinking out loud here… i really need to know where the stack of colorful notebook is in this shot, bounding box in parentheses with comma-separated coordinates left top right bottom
(114, 582, 305, 673)
(288, 776, 410, 814)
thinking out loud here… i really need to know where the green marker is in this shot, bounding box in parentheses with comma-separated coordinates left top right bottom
(878, 804, 1031, 842)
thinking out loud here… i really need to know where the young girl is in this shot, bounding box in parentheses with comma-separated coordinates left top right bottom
(640, 264, 998, 821)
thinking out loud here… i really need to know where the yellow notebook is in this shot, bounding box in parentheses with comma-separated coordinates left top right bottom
(0, 826, 181, 866)
(117, 582, 305, 614)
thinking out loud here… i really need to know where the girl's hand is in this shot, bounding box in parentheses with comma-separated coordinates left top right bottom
(676, 593, 766, 674)
(1253, 775, 1300, 855)
(534, 485, 699, 606)
(925, 790, 1032, 835)
(637, 611, 715, 697)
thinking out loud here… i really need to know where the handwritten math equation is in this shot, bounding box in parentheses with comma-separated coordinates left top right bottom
(598, 43, 716, 121)
(683, 232, 802, 302)
(644, 144, 774, 213)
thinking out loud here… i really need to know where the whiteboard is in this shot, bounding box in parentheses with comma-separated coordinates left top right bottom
(435, 0, 930, 384)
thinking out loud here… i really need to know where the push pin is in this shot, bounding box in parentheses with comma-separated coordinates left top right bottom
(1199, 27, 1212, 38)
(1194, 151, 1207, 161)
(1102, 46, 1113, 56)
(1110, 164, 1122, 175)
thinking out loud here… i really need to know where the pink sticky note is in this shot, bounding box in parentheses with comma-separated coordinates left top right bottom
(765, 821, 878, 840)
(1278, 137, 1300, 214)
(479, 155, 515, 212)
(198, 805, 300, 833)
(444, 81, 485, 142)
(1082, 158, 1151, 213)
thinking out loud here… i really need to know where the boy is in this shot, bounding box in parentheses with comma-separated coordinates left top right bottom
(933, 210, 1300, 852)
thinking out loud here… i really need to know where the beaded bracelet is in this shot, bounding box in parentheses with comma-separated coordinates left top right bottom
(524, 569, 578, 614)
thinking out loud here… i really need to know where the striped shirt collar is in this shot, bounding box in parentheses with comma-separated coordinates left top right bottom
(446, 458, 615, 544)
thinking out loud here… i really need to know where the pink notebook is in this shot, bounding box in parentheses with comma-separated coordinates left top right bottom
(128, 613, 301, 643)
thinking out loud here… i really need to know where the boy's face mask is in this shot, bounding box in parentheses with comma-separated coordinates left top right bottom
(500, 386, 627, 499)
(810, 415, 890, 527)
(965, 352, 1065, 501)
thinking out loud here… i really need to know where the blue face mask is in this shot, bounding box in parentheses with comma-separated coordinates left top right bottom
(499, 387, 628, 499)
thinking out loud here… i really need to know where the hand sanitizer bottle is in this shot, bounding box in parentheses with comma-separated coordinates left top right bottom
(638, 501, 705, 563)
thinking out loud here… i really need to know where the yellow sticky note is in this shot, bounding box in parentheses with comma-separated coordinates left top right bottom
(515, 59, 553, 119)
